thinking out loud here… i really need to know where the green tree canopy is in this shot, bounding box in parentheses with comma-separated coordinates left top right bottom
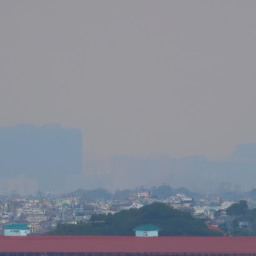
(226, 200, 248, 216)
(47, 202, 222, 236)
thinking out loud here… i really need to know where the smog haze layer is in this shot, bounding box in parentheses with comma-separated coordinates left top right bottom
(1, 1, 256, 193)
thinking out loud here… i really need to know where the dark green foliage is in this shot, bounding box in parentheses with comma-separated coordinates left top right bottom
(226, 201, 256, 236)
(218, 223, 228, 233)
(230, 209, 256, 236)
(244, 208, 256, 230)
(47, 203, 223, 236)
(232, 218, 239, 228)
(226, 200, 248, 216)
(231, 228, 256, 236)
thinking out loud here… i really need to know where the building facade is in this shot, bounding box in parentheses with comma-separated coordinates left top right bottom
(133, 224, 162, 237)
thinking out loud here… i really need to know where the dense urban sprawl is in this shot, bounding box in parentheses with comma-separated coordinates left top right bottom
(1, 184, 256, 235)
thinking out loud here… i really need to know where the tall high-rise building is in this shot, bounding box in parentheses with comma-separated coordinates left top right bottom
(0, 124, 82, 192)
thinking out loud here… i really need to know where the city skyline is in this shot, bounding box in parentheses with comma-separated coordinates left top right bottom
(0, 124, 256, 194)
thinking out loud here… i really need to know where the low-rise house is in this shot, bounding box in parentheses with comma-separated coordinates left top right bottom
(27, 214, 47, 223)
(2, 223, 30, 236)
(132, 224, 162, 237)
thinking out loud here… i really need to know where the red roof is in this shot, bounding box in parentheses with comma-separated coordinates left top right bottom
(0, 236, 255, 254)
(208, 226, 225, 235)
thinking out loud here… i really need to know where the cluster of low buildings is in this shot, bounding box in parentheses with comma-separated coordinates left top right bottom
(0, 186, 256, 236)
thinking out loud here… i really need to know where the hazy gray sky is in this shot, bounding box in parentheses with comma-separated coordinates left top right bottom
(1, 1, 256, 159)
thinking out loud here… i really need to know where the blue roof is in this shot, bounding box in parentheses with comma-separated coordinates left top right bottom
(132, 224, 162, 231)
(2, 223, 29, 230)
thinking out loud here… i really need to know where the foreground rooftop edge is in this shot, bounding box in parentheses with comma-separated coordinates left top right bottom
(0, 236, 255, 254)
